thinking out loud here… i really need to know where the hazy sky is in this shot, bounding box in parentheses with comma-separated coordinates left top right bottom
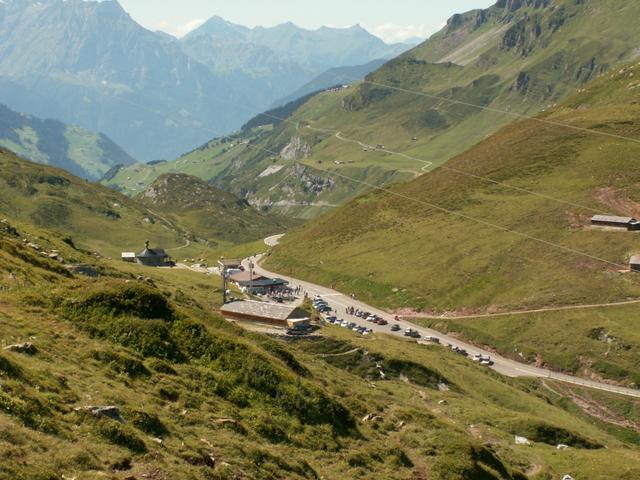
(117, 0, 496, 43)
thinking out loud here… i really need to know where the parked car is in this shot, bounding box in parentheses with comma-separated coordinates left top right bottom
(404, 328, 419, 338)
(390, 324, 401, 332)
(376, 319, 388, 326)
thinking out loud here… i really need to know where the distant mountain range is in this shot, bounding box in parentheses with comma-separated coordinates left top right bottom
(0, 103, 134, 179)
(106, 0, 640, 219)
(0, 0, 413, 162)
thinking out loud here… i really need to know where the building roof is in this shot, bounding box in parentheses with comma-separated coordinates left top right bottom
(137, 247, 167, 258)
(121, 252, 136, 258)
(237, 278, 289, 288)
(219, 259, 242, 268)
(220, 300, 305, 321)
(591, 215, 638, 224)
(229, 271, 266, 283)
(630, 255, 640, 265)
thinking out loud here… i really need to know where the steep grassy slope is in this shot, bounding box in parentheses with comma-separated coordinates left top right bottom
(0, 103, 135, 179)
(1, 220, 640, 479)
(105, 0, 640, 219)
(266, 62, 640, 311)
(136, 173, 294, 244)
(0, 150, 281, 261)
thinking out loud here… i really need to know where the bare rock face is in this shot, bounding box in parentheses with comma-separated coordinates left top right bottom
(4, 342, 37, 355)
(280, 137, 311, 161)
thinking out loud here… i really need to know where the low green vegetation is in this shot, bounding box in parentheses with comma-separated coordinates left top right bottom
(2, 196, 640, 478)
(0, 104, 135, 180)
(266, 62, 640, 314)
(416, 302, 640, 388)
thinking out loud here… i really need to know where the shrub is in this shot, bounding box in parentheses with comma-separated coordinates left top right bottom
(147, 358, 177, 375)
(91, 350, 150, 378)
(125, 409, 168, 437)
(0, 354, 24, 380)
(65, 283, 175, 321)
(92, 318, 184, 362)
(0, 389, 57, 433)
(94, 418, 147, 454)
(509, 420, 603, 449)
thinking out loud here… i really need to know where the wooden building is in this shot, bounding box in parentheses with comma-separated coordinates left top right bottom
(220, 300, 309, 327)
(591, 215, 640, 230)
(121, 241, 171, 267)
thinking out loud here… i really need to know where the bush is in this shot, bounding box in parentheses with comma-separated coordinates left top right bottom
(125, 409, 168, 437)
(65, 283, 175, 321)
(91, 350, 150, 378)
(91, 318, 184, 362)
(147, 358, 177, 375)
(0, 389, 57, 433)
(509, 420, 603, 449)
(94, 418, 147, 454)
(0, 354, 24, 380)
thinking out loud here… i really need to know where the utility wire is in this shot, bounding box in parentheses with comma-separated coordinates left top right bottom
(243, 141, 627, 270)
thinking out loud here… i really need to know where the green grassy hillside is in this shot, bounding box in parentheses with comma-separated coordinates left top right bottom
(105, 0, 640, 219)
(266, 62, 640, 311)
(0, 104, 135, 180)
(1, 217, 640, 479)
(136, 173, 294, 245)
(0, 150, 282, 261)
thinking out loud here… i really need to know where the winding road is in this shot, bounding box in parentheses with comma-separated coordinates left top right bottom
(250, 235, 640, 399)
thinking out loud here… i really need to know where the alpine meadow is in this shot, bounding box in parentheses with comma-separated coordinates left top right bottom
(2, 1, 640, 479)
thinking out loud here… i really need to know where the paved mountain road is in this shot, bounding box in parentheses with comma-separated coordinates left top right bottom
(248, 235, 640, 399)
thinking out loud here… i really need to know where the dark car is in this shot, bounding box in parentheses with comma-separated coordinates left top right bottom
(390, 324, 401, 332)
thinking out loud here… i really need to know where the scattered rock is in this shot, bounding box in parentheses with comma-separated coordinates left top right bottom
(4, 343, 37, 355)
(76, 405, 124, 423)
(438, 400, 447, 406)
(362, 413, 383, 423)
(562, 476, 575, 480)
(437, 382, 450, 392)
(212, 418, 239, 426)
(26, 242, 41, 251)
(515, 436, 532, 446)
(557, 444, 570, 450)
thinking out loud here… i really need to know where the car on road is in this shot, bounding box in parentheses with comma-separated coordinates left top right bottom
(473, 354, 493, 365)
(390, 324, 401, 332)
(376, 319, 388, 326)
(404, 328, 421, 339)
(424, 336, 440, 344)
(340, 321, 349, 328)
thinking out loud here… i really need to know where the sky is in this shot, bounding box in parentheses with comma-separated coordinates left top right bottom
(117, 0, 496, 43)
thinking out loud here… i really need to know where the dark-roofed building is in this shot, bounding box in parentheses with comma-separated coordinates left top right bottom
(220, 300, 309, 327)
(218, 259, 242, 271)
(229, 271, 266, 284)
(134, 241, 170, 267)
(591, 215, 640, 230)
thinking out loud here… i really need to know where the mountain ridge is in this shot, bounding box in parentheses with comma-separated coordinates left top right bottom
(0, 102, 135, 179)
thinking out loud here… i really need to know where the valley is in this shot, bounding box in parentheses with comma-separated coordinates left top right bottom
(2, 0, 640, 478)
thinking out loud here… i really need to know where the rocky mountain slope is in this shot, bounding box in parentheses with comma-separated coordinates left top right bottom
(107, 0, 640, 218)
(0, 103, 134, 179)
(136, 173, 294, 245)
(0, 149, 286, 258)
(181, 17, 409, 108)
(266, 62, 640, 312)
(0, 1, 413, 163)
